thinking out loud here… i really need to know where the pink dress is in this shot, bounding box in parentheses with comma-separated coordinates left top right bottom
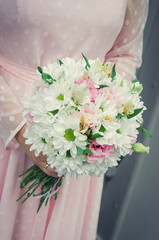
(0, 1, 148, 239)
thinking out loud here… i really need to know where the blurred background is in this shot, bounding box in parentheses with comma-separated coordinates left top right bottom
(97, 0, 159, 239)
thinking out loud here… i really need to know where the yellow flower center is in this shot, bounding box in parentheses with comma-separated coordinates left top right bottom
(102, 116, 115, 122)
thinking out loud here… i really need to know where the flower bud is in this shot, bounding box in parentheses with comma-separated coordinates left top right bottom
(132, 142, 149, 154)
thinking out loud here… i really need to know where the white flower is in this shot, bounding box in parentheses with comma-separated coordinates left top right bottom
(95, 95, 118, 120)
(88, 59, 110, 88)
(21, 56, 148, 179)
(51, 117, 87, 158)
(114, 117, 139, 156)
(61, 57, 86, 84)
(70, 81, 91, 106)
(42, 81, 71, 111)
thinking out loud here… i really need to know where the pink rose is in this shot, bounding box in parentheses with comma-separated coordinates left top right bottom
(87, 139, 114, 164)
(75, 78, 98, 102)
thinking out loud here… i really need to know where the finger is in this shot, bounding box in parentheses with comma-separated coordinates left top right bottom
(44, 165, 59, 178)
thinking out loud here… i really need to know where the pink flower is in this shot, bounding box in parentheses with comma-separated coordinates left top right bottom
(87, 139, 114, 164)
(99, 83, 123, 108)
(78, 103, 99, 129)
(26, 112, 34, 123)
(75, 78, 98, 102)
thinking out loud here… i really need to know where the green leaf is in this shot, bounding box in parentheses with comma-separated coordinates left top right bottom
(135, 84, 143, 93)
(116, 113, 124, 119)
(59, 60, 63, 65)
(84, 147, 94, 155)
(86, 129, 92, 137)
(91, 133, 103, 138)
(141, 128, 152, 138)
(99, 125, 106, 133)
(131, 79, 139, 84)
(136, 120, 144, 129)
(111, 63, 116, 81)
(77, 146, 84, 155)
(42, 73, 53, 80)
(57, 94, 64, 101)
(81, 53, 90, 70)
(99, 84, 109, 88)
(41, 138, 47, 144)
(131, 84, 136, 93)
(87, 139, 94, 143)
(37, 66, 43, 74)
(42, 73, 54, 85)
(117, 156, 124, 167)
(48, 109, 59, 116)
(127, 108, 143, 119)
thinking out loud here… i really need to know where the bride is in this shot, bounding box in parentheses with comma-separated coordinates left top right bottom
(0, 0, 149, 239)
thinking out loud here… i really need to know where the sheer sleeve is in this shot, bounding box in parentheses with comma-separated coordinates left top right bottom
(104, 0, 149, 81)
(0, 76, 26, 150)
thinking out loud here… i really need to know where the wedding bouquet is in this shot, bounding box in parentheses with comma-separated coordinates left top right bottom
(17, 54, 151, 212)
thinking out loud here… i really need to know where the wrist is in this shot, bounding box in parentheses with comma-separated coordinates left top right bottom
(15, 124, 27, 144)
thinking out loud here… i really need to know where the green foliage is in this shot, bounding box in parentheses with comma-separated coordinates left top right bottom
(82, 53, 90, 70)
(127, 108, 143, 119)
(117, 156, 124, 167)
(37, 66, 43, 74)
(42, 73, 54, 85)
(141, 128, 152, 138)
(99, 84, 109, 88)
(111, 63, 116, 81)
(59, 59, 63, 65)
(84, 147, 94, 155)
(99, 125, 106, 133)
(86, 129, 92, 137)
(91, 133, 103, 138)
(17, 164, 63, 213)
(41, 138, 47, 144)
(116, 113, 124, 119)
(131, 79, 139, 84)
(77, 146, 84, 155)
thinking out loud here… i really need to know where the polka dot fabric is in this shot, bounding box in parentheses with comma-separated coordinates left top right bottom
(0, 1, 149, 239)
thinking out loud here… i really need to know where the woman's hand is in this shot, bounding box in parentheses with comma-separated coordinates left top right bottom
(15, 124, 58, 177)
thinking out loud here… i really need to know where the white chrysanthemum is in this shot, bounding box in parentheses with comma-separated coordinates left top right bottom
(43, 62, 63, 80)
(95, 94, 118, 118)
(23, 124, 57, 157)
(51, 117, 87, 158)
(114, 117, 139, 156)
(96, 120, 120, 145)
(60, 57, 86, 84)
(47, 154, 86, 178)
(42, 81, 71, 111)
(21, 89, 58, 126)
